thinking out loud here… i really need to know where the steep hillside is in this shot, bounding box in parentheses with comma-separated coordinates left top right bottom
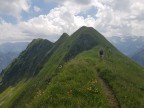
(0, 26, 144, 108)
(132, 48, 144, 66)
(4, 26, 114, 108)
(0, 39, 54, 91)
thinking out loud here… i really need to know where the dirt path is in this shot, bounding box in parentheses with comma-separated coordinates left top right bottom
(96, 71, 120, 108)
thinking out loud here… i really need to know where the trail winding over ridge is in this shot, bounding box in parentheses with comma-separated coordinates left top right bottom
(96, 70, 120, 108)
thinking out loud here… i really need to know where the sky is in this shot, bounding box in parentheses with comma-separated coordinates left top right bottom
(0, 0, 144, 43)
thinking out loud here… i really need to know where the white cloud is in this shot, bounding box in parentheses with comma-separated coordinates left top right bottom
(0, 19, 32, 43)
(17, 5, 97, 41)
(33, 6, 41, 12)
(21, 0, 144, 37)
(93, 0, 144, 37)
(0, 0, 30, 19)
(0, 0, 144, 43)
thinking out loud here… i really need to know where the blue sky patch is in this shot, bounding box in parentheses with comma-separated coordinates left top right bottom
(21, 1, 58, 21)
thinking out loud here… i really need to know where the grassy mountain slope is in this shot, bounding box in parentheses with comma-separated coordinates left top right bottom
(0, 33, 70, 108)
(10, 26, 114, 108)
(0, 39, 54, 91)
(0, 26, 144, 108)
(26, 45, 144, 108)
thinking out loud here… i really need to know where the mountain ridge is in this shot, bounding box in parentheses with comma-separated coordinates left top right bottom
(0, 39, 54, 91)
(108, 36, 144, 56)
(0, 26, 144, 108)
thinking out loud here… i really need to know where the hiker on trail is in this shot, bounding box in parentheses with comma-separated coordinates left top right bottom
(99, 49, 104, 59)
(107, 48, 111, 57)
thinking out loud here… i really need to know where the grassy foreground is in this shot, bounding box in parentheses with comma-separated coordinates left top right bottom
(5, 46, 144, 107)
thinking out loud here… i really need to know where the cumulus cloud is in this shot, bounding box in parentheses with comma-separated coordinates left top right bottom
(0, 0, 144, 43)
(18, 4, 97, 39)
(89, 0, 144, 37)
(0, 0, 30, 18)
(20, 0, 144, 37)
(0, 19, 31, 43)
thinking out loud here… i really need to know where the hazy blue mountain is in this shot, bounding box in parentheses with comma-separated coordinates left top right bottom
(0, 42, 29, 53)
(107, 36, 144, 56)
(0, 52, 18, 72)
(0, 42, 29, 73)
(132, 47, 144, 66)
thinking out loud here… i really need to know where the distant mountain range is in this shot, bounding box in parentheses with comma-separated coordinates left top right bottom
(107, 36, 144, 56)
(132, 47, 144, 66)
(107, 36, 144, 66)
(0, 42, 29, 53)
(0, 27, 144, 108)
(0, 42, 29, 73)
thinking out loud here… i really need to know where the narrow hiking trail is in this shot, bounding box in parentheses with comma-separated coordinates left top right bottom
(96, 70, 120, 108)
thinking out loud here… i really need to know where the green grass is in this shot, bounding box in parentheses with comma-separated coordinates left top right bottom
(9, 45, 144, 108)
(0, 80, 29, 108)
(76, 46, 144, 108)
(26, 50, 108, 108)
(96, 52, 144, 107)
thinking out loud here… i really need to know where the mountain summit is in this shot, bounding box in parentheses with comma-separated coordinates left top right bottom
(0, 26, 144, 108)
